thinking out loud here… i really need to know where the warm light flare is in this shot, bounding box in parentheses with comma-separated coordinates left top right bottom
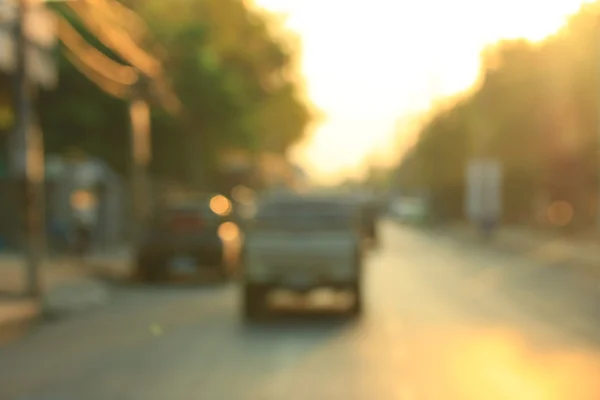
(231, 185, 255, 204)
(547, 201, 574, 226)
(253, 0, 589, 183)
(218, 221, 240, 241)
(412, 328, 600, 399)
(210, 195, 232, 216)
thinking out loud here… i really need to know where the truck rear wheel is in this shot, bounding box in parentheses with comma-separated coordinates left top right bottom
(243, 284, 266, 321)
(349, 250, 363, 317)
(349, 281, 363, 317)
(135, 254, 167, 283)
(215, 255, 231, 281)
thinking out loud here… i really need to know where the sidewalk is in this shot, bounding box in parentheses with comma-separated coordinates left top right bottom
(437, 224, 600, 280)
(428, 223, 600, 339)
(0, 297, 39, 343)
(0, 248, 131, 339)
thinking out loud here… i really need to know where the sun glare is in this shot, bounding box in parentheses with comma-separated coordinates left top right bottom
(253, 0, 590, 183)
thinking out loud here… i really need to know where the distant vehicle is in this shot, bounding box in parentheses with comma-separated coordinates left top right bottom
(134, 194, 233, 282)
(242, 194, 364, 320)
(390, 196, 428, 224)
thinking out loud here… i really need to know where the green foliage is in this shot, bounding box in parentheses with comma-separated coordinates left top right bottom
(38, 0, 314, 189)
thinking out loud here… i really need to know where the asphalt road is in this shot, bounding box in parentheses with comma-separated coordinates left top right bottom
(2, 221, 600, 400)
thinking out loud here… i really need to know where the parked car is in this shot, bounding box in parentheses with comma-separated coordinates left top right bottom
(242, 194, 364, 320)
(134, 195, 232, 282)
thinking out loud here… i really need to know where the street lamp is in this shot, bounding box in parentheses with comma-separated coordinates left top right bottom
(129, 76, 152, 241)
(9, 0, 135, 297)
(10, 0, 45, 297)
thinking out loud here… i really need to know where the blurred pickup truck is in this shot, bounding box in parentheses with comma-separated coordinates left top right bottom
(242, 194, 364, 320)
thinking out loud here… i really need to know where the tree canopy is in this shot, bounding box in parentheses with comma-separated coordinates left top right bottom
(395, 1, 600, 228)
(38, 0, 316, 190)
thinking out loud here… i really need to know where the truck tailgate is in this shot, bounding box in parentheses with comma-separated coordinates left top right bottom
(247, 231, 355, 257)
(245, 231, 358, 284)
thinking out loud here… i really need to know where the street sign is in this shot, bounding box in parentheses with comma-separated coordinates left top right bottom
(465, 159, 502, 222)
(0, 1, 57, 88)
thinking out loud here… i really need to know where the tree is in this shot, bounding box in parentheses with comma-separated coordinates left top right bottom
(38, 0, 315, 191)
(395, 0, 600, 227)
(133, 0, 316, 188)
(39, 6, 131, 173)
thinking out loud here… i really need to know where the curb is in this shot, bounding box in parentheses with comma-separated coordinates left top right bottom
(0, 300, 41, 343)
(0, 279, 111, 341)
(389, 221, 600, 342)
(0, 258, 124, 342)
(426, 224, 600, 339)
(424, 224, 600, 278)
(41, 278, 111, 319)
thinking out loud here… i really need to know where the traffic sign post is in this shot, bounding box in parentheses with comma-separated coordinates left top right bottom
(465, 159, 502, 239)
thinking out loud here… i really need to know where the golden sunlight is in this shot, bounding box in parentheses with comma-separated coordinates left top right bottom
(254, 0, 590, 183)
(412, 328, 600, 399)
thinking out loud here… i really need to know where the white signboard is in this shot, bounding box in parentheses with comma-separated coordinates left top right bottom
(465, 159, 502, 222)
(73, 160, 104, 188)
(0, 1, 57, 88)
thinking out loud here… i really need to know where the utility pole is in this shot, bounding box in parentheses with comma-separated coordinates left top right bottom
(597, 33, 600, 231)
(129, 76, 151, 243)
(465, 110, 502, 240)
(12, 0, 43, 298)
(11, 0, 27, 176)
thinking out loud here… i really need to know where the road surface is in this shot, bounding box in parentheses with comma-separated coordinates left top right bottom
(1, 221, 600, 400)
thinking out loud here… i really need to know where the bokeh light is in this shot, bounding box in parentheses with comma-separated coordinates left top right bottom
(218, 221, 240, 241)
(70, 190, 97, 210)
(231, 185, 255, 204)
(210, 195, 232, 216)
(547, 201, 573, 227)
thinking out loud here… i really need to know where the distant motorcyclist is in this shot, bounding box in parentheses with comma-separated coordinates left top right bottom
(71, 200, 97, 259)
(72, 214, 92, 258)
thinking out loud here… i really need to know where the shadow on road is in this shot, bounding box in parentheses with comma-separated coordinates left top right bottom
(92, 267, 233, 289)
(239, 313, 357, 343)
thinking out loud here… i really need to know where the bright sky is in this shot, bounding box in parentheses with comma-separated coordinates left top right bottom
(253, 0, 590, 184)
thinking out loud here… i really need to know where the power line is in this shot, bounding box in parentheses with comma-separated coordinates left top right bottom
(62, 43, 131, 99)
(57, 15, 138, 86)
(63, 1, 180, 113)
(66, 1, 160, 78)
(86, 0, 149, 42)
